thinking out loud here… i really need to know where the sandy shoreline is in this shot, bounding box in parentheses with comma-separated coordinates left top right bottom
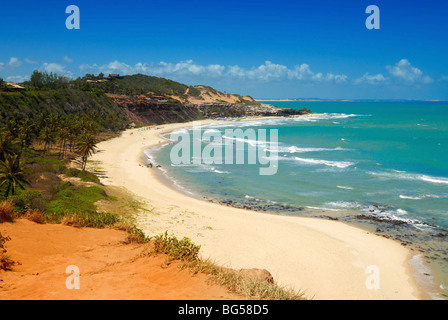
(89, 116, 425, 300)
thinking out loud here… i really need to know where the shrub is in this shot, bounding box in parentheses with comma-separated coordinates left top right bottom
(24, 206, 46, 224)
(61, 211, 121, 228)
(0, 231, 15, 271)
(152, 232, 200, 262)
(10, 189, 43, 210)
(66, 168, 82, 177)
(66, 168, 101, 184)
(46, 185, 108, 222)
(0, 200, 15, 222)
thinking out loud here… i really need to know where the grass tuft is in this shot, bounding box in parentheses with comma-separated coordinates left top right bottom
(0, 200, 16, 223)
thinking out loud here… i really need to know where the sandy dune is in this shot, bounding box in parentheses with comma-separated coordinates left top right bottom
(0, 219, 241, 300)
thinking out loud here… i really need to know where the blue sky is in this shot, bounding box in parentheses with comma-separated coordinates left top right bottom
(1, 0, 448, 99)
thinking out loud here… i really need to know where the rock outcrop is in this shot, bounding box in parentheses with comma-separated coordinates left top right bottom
(109, 94, 312, 126)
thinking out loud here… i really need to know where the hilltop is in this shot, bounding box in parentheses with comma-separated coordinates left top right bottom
(0, 72, 312, 127)
(76, 73, 311, 124)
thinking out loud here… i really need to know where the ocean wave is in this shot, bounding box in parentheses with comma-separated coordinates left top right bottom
(172, 163, 230, 175)
(306, 206, 342, 212)
(399, 195, 423, 200)
(325, 201, 432, 229)
(337, 185, 354, 190)
(368, 170, 448, 185)
(399, 194, 441, 200)
(222, 135, 268, 148)
(294, 157, 355, 168)
(263, 145, 349, 154)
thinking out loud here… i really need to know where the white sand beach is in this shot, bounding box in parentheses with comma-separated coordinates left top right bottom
(89, 118, 424, 300)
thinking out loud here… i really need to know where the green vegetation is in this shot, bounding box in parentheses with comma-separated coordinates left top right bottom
(25, 70, 70, 90)
(0, 154, 28, 197)
(46, 184, 107, 216)
(78, 73, 189, 97)
(152, 231, 201, 262)
(75, 134, 97, 171)
(0, 89, 128, 132)
(66, 168, 101, 184)
(201, 106, 246, 118)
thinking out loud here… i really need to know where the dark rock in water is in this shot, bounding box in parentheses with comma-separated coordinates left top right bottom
(356, 214, 407, 226)
(218, 198, 303, 213)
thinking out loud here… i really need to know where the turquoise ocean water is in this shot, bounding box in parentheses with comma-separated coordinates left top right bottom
(147, 101, 448, 299)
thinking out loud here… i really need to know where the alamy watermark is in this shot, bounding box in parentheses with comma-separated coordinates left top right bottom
(365, 265, 380, 290)
(169, 121, 278, 176)
(66, 5, 80, 30)
(66, 265, 80, 290)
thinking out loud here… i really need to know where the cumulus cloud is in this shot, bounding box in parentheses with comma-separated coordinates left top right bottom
(41, 62, 72, 77)
(353, 72, 388, 85)
(63, 56, 73, 63)
(25, 58, 38, 64)
(386, 59, 433, 84)
(7, 57, 22, 67)
(79, 59, 348, 84)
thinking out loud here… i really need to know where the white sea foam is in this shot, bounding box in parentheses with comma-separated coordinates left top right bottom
(306, 206, 342, 212)
(294, 157, 355, 168)
(213, 169, 230, 174)
(400, 195, 423, 200)
(337, 185, 354, 190)
(222, 135, 267, 148)
(368, 170, 448, 185)
(325, 201, 432, 227)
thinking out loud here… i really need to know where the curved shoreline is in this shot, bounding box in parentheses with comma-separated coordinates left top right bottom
(90, 117, 425, 300)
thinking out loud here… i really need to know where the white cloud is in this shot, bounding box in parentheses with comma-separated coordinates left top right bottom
(63, 56, 73, 63)
(6, 75, 29, 83)
(354, 72, 388, 85)
(386, 59, 433, 84)
(440, 75, 448, 82)
(7, 57, 22, 67)
(79, 60, 347, 84)
(25, 58, 38, 64)
(41, 62, 72, 77)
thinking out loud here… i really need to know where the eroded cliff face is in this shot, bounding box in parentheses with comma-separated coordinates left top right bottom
(108, 94, 312, 126)
(108, 94, 201, 125)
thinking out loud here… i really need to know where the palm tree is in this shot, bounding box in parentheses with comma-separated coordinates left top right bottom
(39, 126, 55, 154)
(0, 154, 28, 197)
(0, 131, 15, 162)
(75, 133, 97, 171)
(17, 119, 36, 155)
(58, 127, 71, 159)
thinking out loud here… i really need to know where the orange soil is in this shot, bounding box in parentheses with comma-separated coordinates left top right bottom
(0, 219, 242, 300)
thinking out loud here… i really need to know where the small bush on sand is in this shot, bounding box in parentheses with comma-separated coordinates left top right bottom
(0, 200, 15, 222)
(10, 189, 43, 210)
(61, 211, 121, 229)
(152, 232, 200, 262)
(24, 205, 46, 224)
(113, 222, 149, 244)
(0, 231, 15, 271)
